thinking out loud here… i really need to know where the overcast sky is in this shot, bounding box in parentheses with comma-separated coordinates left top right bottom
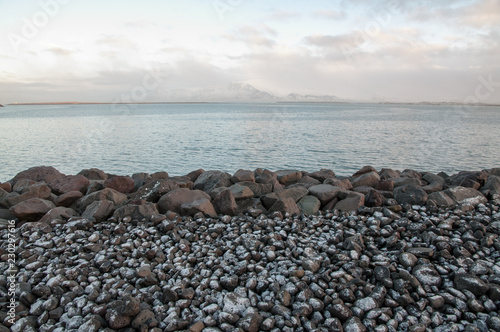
(1, 0, 499, 103)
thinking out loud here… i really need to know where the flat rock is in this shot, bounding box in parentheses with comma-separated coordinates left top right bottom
(3, 183, 52, 207)
(308, 184, 343, 205)
(238, 181, 273, 196)
(335, 192, 365, 212)
(351, 171, 380, 188)
(130, 179, 179, 202)
(158, 188, 211, 214)
(49, 175, 89, 195)
(454, 274, 490, 296)
(11, 166, 64, 185)
(444, 186, 487, 206)
(231, 169, 255, 183)
(10, 198, 56, 221)
(307, 169, 336, 182)
(55, 191, 83, 207)
(275, 170, 303, 186)
(113, 203, 159, 221)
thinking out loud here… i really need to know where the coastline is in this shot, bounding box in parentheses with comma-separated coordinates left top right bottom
(1, 166, 500, 331)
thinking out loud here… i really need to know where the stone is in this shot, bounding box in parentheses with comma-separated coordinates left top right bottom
(268, 197, 301, 215)
(454, 274, 490, 296)
(343, 316, 366, 332)
(39, 206, 78, 224)
(231, 169, 255, 183)
(75, 188, 127, 213)
(394, 184, 428, 205)
(223, 292, 250, 315)
(193, 170, 232, 193)
(212, 189, 238, 216)
(255, 169, 277, 184)
(78, 317, 101, 332)
(445, 171, 488, 189)
(481, 175, 500, 199)
(412, 265, 442, 286)
(180, 198, 217, 217)
(351, 171, 380, 188)
(238, 181, 273, 196)
(275, 169, 303, 185)
(228, 183, 254, 199)
(444, 186, 487, 206)
(354, 297, 378, 311)
(365, 189, 384, 207)
(10, 198, 56, 221)
(308, 184, 343, 205)
(335, 192, 365, 212)
(399, 252, 418, 268)
(307, 169, 336, 182)
(106, 310, 131, 329)
(78, 168, 108, 180)
(376, 179, 394, 192)
(427, 191, 455, 208)
(0, 181, 12, 192)
(261, 186, 309, 209)
(49, 175, 89, 195)
(104, 176, 135, 194)
(3, 183, 52, 207)
(392, 177, 421, 187)
(406, 247, 434, 258)
(325, 178, 354, 190)
(82, 200, 114, 222)
(297, 176, 321, 186)
(113, 203, 159, 221)
(55, 191, 83, 207)
(11, 166, 64, 185)
(130, 179, 179, 202)
(297, 195, 321, 215)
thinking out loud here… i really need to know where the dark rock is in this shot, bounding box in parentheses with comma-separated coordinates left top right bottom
(268, 197, 300, 215)
(335, 192, 365, 212)
(39, 206, 78, 224)
(392, 177, 422, 187)
(394, 184, 428, 205)
(10, 198, 55, 221)
(3, 183, 52, 207)
(238, 313, 263, 332)
(445, 171, 488, 189)
(104, 176, 135, 194)
(353, 165, 377, 176)
(308, 184, 343, 205)
(130, 179, 179, 202)
(412, 265, 442, 286)
(81, 200, 115, 222)
(454, 274, 490, 296)
(194, 170, 232, 193)
(427, 191, 455, 208)
(158, 188, 211, 214)
(261, 186, 308, 209)
(351, 171, 380, 188)
(365, 189, 384, 207)
(275, 169, 303, 186)
(49, 175, 89, 195)
(379, 168, 400, 179)
(55, 191, 83, 207)
(238, 181, 273, 196)
(11, 166, 64, 185)
(307, 169, 336, 182)
(343, 316, 366, 332)
(185, 168, 205, 182)
(481, 175, 500, 200)
(297, 195, 321, 215)
(180, 198, 217, 217)
(113, 203, 159, 221)
(330, 303, 353, 321)
(444, 186, 487, 206)
(78, 168, 108, 180)
(406, 247, 434, 258)
(212, 189, 238, 216)
(228, 183, 254, 199)
(231, 169, 255, 183)
(255, 169, 277, 184)
(75, 188, 127, 213)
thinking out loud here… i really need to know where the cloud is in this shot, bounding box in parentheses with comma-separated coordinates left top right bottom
(267, 10, 301, 21)
(45, 47, 74, 56)
(312, 10, 346, 20)
(223, 25, 277, 49)
(95, 35, 138, 50)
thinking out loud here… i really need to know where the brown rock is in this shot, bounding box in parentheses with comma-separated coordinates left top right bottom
(322, 198, 339, 211)
(392, 177, 422, 187)
(130, 179, 179, 202)
(82, 200, 115, 222)
(104, 176, 135, 194)
(158, 188, 211, 214)
(481, 175, 500, 200)
(49, 175, 89, 195)
(445, 171, 488, 190)
(231, 169, 255, 183)
(113, 203, 159, 221)
(335, 192, 365, 212)
(169, 176, 194, 189)
(213, 189, 238, 215)
(229, 184, 254, 200)
(75, 188, 127, 213)
(12, 179, 37, 192)
(275, 170, 303, 186)
(298, 176, 321, 186)
(379, 168, 400, 180)
(268, 197, 300, 215)
(181, 199, 217, 217)
(185, 169, 205, 182)
(10, 198, 56, 221)
(400, 169, 422, 179)
(324, 178, 353, 190)
(55, 191, 83, 207)
(78, 168, 108, 180)
(3, 183, 52, 207)
(308, 184, 343, 205)
(151, 171, 169, 181)
(427, 191, 455, 208)
(238, 181, 273, 196)
(255, 169, 277, 184)
(444, 186, 487, 206)
(365, 189, 384, 207)
(193, 170, 232, 193)
(353, 166, 377, 177)
(307, 169, 336, 182)
(261, 186, 309, 209)
(0, 182, 12, 192)
(11, 166, 64, 185)
(39, 206, 78, 224)
(376, 179, 394, 192)
(351, 171, 380, 188)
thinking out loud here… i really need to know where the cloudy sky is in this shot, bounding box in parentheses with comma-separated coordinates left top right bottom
(0, 0, 499, 103)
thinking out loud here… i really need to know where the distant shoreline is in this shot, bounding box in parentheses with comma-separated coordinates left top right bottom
(4, 101, 500, 107)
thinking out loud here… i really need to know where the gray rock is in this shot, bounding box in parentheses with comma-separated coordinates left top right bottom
(10, 198, 55, 221)
(394, 184, 428, 205)
(308, 184, 343, 205)
(157, 188, 211, 214)
(412, 265, 442, 286)
(444, 186, 487, 206)
(335, 192, 365, 212)
(113, 203, 159, 221)
(351, 171, 380, 188)
(454, 274, 489, 296)
(223, 292, 250, 315)
(82, 200, 114, 222)
(343, 316, 367, 332)
(297, 195, 321, 215)
(275, 169, 303, 185)
(194, 170, 232, 193)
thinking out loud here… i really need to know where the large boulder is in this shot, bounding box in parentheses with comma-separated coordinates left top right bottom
(130, 179, 179, 202)
(231, 169, 255, 183)
(158, 188, 211, 214)
(78, 168, 108, 180)
(180, 199, 217, 217)
(213, 189, 238, 216)
(194, 170, 232, 193)
(379, 168, 400, 180)
(481, 175, 500, 200)
(2, 183, 52, 207)
(427, 191, 455, 208)
(307, 169, 336, 183)
(255, 169, 277, 184)
(297, 195, 321, 215)
(394, 184, 428, 205)
(83, 200, 115, 222)
(351, 171, 380, 188)
(10, 166, 64, 185)
(365, 189, 384, 207)
(335, 192, 365, 212)
(237, 182, 273, 197)
(445, 171, 488, 190)
(10, 198, 56, 221)
(444, 186, 487, 206)
(275, 170, 303, 186)
(113, 203, 160, 221)
(392, 177, 421, 188)
(104, 176, 135, 194)
(324, 178, 353, 190)
(55, 191, 83, 207)
(228, 184, 254, 200)
(308, 184, 343, 205)
(39, 206, 78, 224)
(75, 188, 128, 213)
(49, 175, 90, 195)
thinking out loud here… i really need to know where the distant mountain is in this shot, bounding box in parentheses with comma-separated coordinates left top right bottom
(0, 104, 3, 107)
(158, 82, 340, 102)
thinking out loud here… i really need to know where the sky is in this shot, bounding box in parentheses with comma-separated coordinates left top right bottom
(0, 0, 499, 104)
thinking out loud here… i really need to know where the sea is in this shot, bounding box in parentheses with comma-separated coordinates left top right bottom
(0, 102, 499, 181)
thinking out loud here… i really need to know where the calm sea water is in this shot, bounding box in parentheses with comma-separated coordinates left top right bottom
(0, 103, 499, 181)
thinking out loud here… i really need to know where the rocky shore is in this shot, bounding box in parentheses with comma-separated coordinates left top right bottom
(1, 166, 500, 332)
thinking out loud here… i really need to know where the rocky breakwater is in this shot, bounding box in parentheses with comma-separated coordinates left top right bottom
(0, 165, 499, 331)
